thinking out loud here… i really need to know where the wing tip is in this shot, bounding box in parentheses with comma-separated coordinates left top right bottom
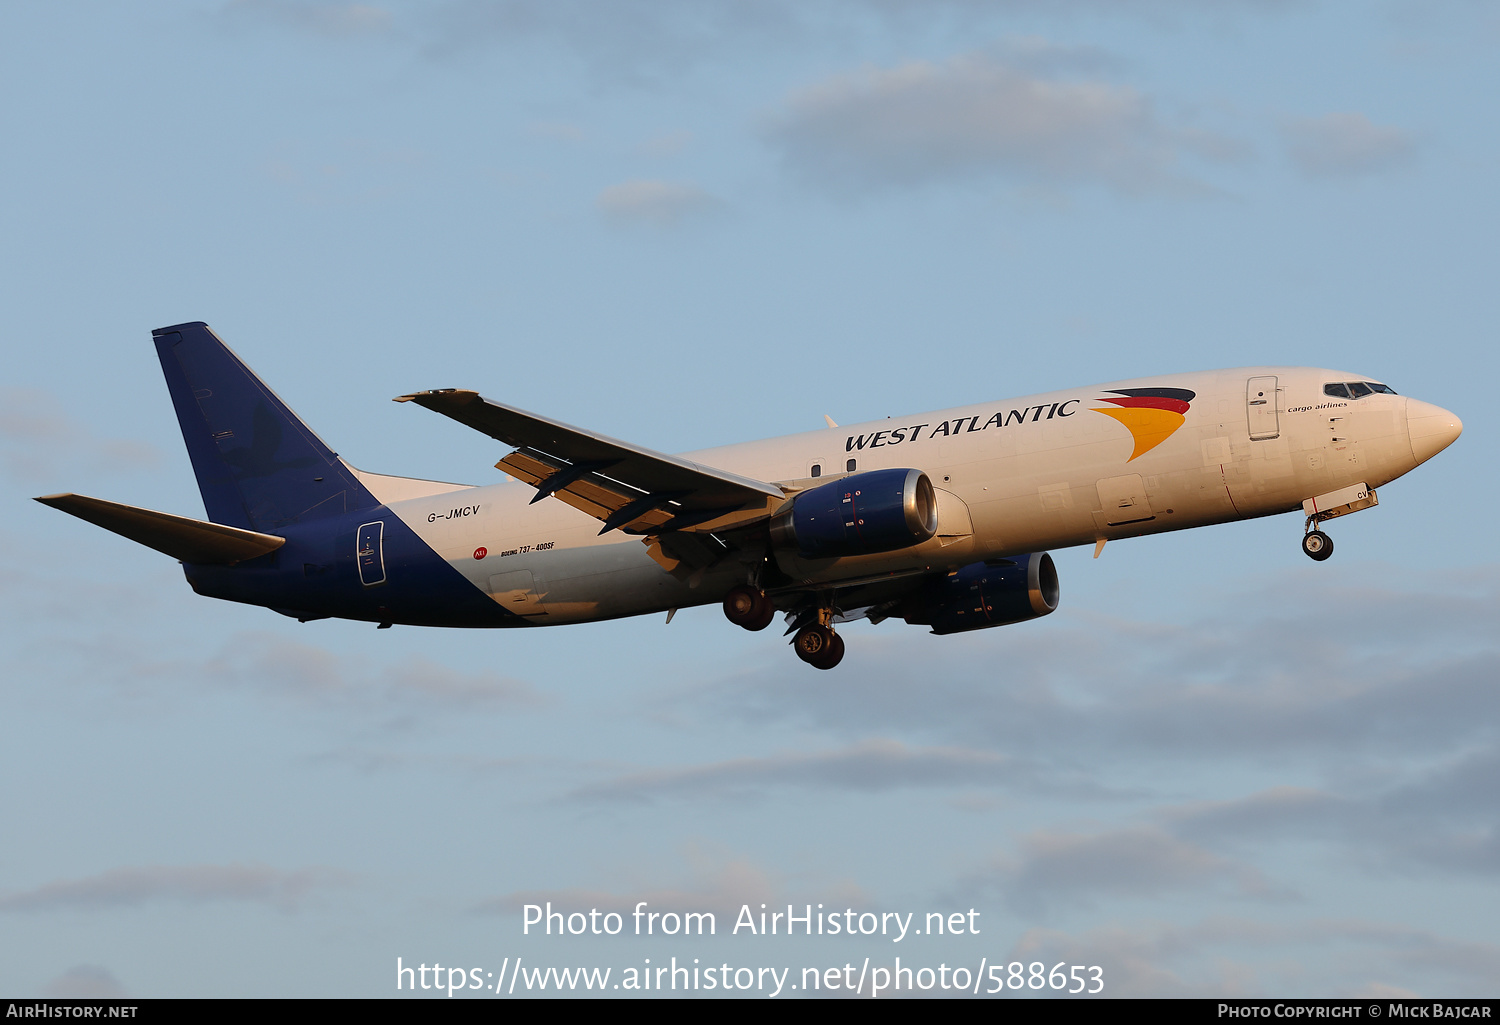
(393, 388, 475, 404)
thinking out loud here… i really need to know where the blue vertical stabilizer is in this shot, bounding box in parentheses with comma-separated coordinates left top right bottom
(153, 322, 379, 530)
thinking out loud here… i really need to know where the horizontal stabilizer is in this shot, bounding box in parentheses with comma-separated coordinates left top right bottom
(35, 493, 286, 565)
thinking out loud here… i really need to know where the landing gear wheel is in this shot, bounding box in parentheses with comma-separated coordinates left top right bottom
(793, 623, 843, 669)
(745, 599, 775, 632)
(810, 631, 845, 670)
(723, 586, 775, 631)
(1302, 530, 1333, 561)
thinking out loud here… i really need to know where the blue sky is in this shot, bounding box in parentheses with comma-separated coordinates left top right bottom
(1, 0, 1496, 998)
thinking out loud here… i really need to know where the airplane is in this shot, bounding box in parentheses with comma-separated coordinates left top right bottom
(37, 322, 1463, 670)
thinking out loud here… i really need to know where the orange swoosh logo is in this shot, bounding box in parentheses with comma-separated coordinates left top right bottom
(1091, 388, 1196, 461)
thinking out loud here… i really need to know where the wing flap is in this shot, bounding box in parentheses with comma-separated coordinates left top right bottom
(35, 493, 286, 565)
(497, 450, 676, 532)
(399, 389, 785, 535)
(495, 449, 553, 488)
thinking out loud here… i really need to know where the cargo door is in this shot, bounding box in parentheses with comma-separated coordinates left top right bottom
(1247, 376, 1280, 440)
(489, 569, 547, 617)
(1096, 474, 1155, 526)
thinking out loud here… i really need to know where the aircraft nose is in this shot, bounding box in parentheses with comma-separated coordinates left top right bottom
(1405, 398, 1463, 464)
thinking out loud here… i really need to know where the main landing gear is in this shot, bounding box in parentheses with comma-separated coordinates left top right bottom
(792, 622, 845, 671)
(723, 586, 846, 670)
(722, 585, 776, 632)
(784, 604, 845, 671)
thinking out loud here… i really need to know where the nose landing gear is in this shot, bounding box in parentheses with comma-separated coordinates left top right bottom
(1299, 484, 1377, 562)
(1301, 528, 1334, 561)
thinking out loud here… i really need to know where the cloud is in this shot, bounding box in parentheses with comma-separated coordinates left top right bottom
(529, 121, 586, 142)
(479, 858, 776, 920)
(260, 140, 428, 207)
(764, 50, 1239, 194)
(1381, 748, 1500, 824)
(0, 864, 347, 913)
(957, 771, 1500, 922)
(424, 0, 801, 81)
(657, 568, 1500, 899)
(1006, 922, 1212, 996)
(638, 130, 694, 158)
(1281, 112, 1417, 177)
(972, 825, 1277, 914)
(42, 966, 129, 999)
(1166, 786, 1352, 842)
(42, 966, 129, 996)
(221, 1, 393, 38)
(1005, 918, 1500, 997)
(0, 617, 545, 725)
(567, 738, 1058, 803)
(1163, 763, 1500, 878)
(184, 632, 546, 711)
(681, 567, 1500, 764)
(417, 2, 1300, 81)
(1, 388, 160, 485)
(596, 180, 722, 227)
(474, 844, 866, 920)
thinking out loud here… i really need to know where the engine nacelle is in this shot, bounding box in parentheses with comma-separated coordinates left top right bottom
(900, 553, 1060, 635)
(770, 468, 938, 558)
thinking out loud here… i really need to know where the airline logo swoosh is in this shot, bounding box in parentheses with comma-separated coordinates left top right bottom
(1091, 387, 1196, 461)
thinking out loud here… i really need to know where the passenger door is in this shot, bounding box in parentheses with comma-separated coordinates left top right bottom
(1247, 376, 1280, 441)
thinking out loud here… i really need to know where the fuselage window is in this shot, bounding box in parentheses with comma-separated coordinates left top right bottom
(810, 463, 821, 478)
(846, 458, 857, 472)
(1324, 383, 1351, 398)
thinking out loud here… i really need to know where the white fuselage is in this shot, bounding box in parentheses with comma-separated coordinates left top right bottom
(365, 367, 1452, 625)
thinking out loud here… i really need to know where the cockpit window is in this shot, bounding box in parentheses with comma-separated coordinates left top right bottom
(1323, 381, 1397, 399)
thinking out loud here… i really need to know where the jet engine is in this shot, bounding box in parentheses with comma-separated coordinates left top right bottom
(770, 468, 938, 558)
(898, 553, 1059, 634)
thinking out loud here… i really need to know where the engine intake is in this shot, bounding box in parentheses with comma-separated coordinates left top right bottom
(900, 553, 1059, 635)
(770, 468, 937, 558)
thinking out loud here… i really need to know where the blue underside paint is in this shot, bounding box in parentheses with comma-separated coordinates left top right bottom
(183, 503, 524, 628)
(150, 321, 518, 627)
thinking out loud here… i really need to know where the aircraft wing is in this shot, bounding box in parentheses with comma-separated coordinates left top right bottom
(395, 389, 785, 536)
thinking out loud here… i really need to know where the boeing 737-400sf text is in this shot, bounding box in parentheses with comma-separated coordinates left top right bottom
(39, 323, 1463, 670)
